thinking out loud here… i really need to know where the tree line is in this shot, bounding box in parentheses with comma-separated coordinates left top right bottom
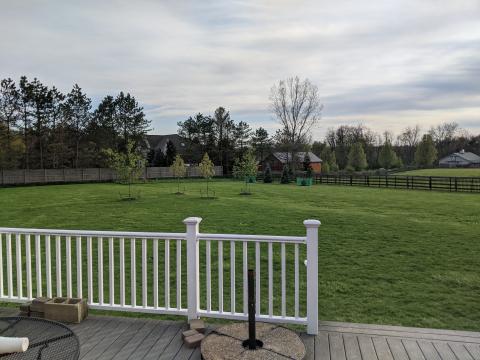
(0, 77, 150, 169)
(312, 123, 480, 172)
(152, 107, 272, 173)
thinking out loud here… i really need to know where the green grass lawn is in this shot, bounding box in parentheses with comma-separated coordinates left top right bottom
(396, 168, 480, 177)
(0, 179, 479, 331)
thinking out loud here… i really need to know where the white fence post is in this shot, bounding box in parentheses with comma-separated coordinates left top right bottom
(304, 219, 320, 335)
(184, 217, 202, 321)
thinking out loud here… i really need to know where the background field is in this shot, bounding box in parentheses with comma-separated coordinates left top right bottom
(396, 168, 480, 177)
(0, 180, 479, 331)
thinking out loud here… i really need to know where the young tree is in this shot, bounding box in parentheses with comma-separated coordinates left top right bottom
(263, 163, 273, 183)
(171, 154, 187, 194)
(233, 149, 257, 194)
(347, 142, 368, 171)
(270, 76, 323, 170)
(199, 152, 215, 197)
(378, 140, 400, 169)
(415, 134, 437, 167)
(104, 140, 145, 200)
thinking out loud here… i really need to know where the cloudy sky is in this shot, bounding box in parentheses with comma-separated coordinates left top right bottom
(1, 0, 479, 139)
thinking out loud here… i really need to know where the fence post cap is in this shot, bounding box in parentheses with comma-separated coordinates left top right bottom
(303, 219, 321, 228)
(183, 217, 203, 225)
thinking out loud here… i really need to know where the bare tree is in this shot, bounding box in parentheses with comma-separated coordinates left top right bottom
(270, 76, 323, 170)
(397, 125, 421, 165)
(428, 122, 459, 144)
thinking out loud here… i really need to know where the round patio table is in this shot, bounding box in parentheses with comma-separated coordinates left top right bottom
(0, 317, 79, 359)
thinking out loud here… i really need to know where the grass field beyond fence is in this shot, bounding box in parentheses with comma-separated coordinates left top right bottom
(396, 168, 480, 177)
(0, 180, 479, 331)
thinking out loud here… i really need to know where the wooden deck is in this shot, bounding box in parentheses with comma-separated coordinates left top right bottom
(1, 307, 479, 359)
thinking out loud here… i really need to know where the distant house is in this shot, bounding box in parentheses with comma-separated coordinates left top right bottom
(260, 152, 322, 173)
(146, 134, 199, 164)
(439, 150, 480, 168)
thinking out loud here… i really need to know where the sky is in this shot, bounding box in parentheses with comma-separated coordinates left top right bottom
(1, 0, 479, 140)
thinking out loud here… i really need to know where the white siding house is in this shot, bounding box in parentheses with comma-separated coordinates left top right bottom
(439, 150, 480, 168)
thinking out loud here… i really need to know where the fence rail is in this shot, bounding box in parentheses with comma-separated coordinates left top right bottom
(0, 166, 223, 187)
(316, 174, 480, 193)
(0, 217, 320, 334)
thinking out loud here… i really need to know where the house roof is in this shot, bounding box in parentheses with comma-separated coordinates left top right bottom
(146, 134, 190, 152)
(439, 151, 480, 163)
(270, 152, 322, 163)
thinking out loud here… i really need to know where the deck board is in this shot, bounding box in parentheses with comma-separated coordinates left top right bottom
(1, 307, 480, 359)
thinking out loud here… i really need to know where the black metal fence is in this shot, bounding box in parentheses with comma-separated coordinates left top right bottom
(315, 174, 480, 193)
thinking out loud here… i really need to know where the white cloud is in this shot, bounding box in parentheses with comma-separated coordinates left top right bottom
(1, 0, 479, 139)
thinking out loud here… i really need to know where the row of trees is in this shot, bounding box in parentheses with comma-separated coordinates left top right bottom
(0, 77, 150, 169)
(176, 108, 272, 172)
(312, 123, 479, 172)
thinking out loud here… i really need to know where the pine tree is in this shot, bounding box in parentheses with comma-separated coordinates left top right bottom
(378, 140, 400, 169)
(165, 140, 176, 166)
(415, 134, 437, 167)
(347, 143, 368, 171)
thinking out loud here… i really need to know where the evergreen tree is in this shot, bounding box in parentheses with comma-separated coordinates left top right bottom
(165, 140, 176, 166)
(347, 142, 368, 171)
(378, 140, 400, 169)
(415, 134, 437, 167)
(251, 127, 271, 162)
(263, 163, 273, 183)
(281, 164, 290, 184)
(64, 84, 92, 168)
(104, 141, 145, 200)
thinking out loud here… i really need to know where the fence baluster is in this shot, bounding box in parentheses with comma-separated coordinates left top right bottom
(230, 241, 235, 314)
(165, 239, 170, 309)
(131, 239, 136, 307)
(120, 238, 125, 306)
(142, 238, 147, 308)
(281, 243, 286, 317)
(268, 242, 273, 317)
(109, 237, 115, 306)
(66, 236, 72, 298)
(294, 244, 299, 318)
(98, 237, 103, 305)
(176, 239, 181, 310)
(76, 236, 82, 298)
(0, 234, 4, 298)
(26, 235, 32, 300)
(206, 240, 211, 312)
(87, 236, 93, 304)
(6, 234, 12, 298)
(153, 239, 158, 309)
(55, 235, 61, 297)
(16, 234, 23, 299)
(255, 242, 260, 314)
(218, 241, 223, 313)
(243, 241, 248, 315)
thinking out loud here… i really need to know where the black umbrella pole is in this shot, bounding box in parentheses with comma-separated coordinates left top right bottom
(248, 269, 256, 350)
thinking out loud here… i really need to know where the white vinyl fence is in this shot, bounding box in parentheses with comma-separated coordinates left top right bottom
(0, 218, 320, 334)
